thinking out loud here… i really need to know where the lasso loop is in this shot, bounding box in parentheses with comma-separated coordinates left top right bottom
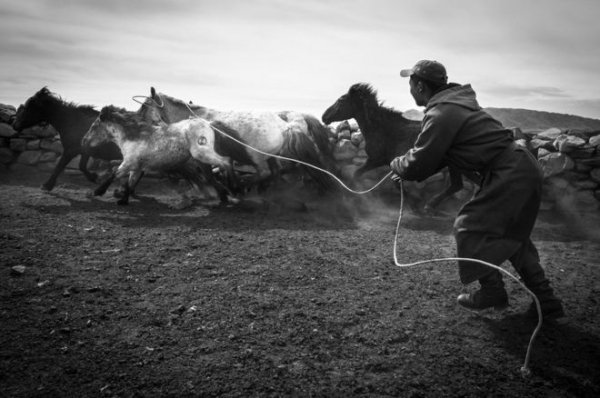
(133, 94, 542, 377)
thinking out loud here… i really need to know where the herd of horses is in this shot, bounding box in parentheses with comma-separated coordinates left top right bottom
(11, 85, 474, 211)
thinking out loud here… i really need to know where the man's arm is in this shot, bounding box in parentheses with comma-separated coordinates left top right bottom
(390, 105, 462, 181)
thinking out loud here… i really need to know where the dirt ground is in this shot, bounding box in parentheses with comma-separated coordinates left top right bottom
(1, 169, 599, 397)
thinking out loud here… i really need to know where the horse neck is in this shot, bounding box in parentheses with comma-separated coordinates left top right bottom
(44, 100, 96, 133)
(351, 104, 382, 138)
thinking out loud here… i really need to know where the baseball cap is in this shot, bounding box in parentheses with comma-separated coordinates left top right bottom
(400, 60, 448, 85)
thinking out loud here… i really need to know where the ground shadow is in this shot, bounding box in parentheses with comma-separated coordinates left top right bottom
(483, 314, 600, 396)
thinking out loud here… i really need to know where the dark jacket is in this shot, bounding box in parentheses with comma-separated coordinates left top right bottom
(391, 84, 545, 283)
(391, 84, 513, 182)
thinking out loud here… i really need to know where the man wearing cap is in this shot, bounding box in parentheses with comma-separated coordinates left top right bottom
(390, 60, 564, 319)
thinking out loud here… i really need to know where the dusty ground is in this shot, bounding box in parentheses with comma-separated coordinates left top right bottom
(0, 169, 599, 397)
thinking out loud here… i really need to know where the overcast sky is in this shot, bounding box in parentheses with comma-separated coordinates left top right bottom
(2, 0, 599, 120)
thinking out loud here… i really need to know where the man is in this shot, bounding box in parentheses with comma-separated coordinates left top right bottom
(390, 60, 564, 319)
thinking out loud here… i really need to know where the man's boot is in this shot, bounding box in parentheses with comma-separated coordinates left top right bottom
(457, 270, 509, 310)
(524, 275, 564, 320)
(510, 240, 565, 320)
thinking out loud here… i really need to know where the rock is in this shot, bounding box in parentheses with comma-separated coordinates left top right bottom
(17, 150, 42, 165)
(26, 139, 41, 150)
(578, 156, 600, 167)
(0, 123, 18, 138)
(511, 127, 526, 140)
(40, 138, 63, 154)
(0, 147, 14, 164)
(39, 151, 59, 163)
(572, 180, 598, 190)
(335, 120, 350, 134)
(574, 161, 593, 173)
(537, 127, 563, 140)
(560, 170, 590, 182)
(538, 152, 574, 178)
(9, 138, 27, 152)
(348, 119, 359, 132)
(338, 129, 351, 140)
(350, 131, 363, 146)
(537, 148, 552, 158)
(515, 138, 528, 149)
(0, 104, 16, 124)
(11, 265, 26, 275)
(572, 190, 599, 211)
(553, 134, 586, 152)
(21, 124, 58, 138)
(530, 138, 554, 151)
(589, 134, 600, 148)
(333, 139, 357, 161)
(590, 168, 600, 183)
(66, 155, 82, 169)
(568, 146, 595, 159)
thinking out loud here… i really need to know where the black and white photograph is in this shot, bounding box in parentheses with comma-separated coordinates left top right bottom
(1, 1, 599, 396)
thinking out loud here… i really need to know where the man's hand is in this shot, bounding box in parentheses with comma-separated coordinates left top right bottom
(389, 156, 404, 175)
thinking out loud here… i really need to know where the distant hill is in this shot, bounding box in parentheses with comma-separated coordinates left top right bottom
(402, 107, 600, 132)
(483, 107, 600, 131)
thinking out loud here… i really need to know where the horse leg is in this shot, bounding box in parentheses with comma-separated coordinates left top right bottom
(424, 168, 464, 212)
(78, 153, 98, 183)
(255, 159, 280, 193)
(201, 163, 232, 204)
(115, 171, 144, 199)
(41, 151, 77, 191)
(93, 171, 116, 196)
(116, 170, 141, 206)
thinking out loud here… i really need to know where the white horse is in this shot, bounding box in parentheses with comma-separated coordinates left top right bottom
(136, 87, 338, 193)
(82, 105, 233, 207)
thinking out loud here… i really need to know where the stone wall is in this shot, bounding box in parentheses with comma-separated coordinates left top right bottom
(329, 119, 600, 215)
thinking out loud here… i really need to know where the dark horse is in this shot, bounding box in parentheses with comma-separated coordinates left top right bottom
(12, 87, 121, 191)
(322, 83, 478, 211)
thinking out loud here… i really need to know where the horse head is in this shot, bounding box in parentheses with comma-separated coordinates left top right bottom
(12, 87, 54, 131)
(322, 83, 378, 125)
(83, 105, 139, 150)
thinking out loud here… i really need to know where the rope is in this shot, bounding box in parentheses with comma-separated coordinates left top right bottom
(134, 94, 543, 377)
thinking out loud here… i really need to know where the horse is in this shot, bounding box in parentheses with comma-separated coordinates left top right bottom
(82, 105, 235, 207)
(136, 87, 339, 193)
(321, 83, 479, 211)
(12, 87, 122, 191)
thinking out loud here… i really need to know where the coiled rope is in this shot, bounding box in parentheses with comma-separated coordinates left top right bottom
(135, 94, 543, 377)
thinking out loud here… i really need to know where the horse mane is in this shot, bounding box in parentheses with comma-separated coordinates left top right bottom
(34, 86, 97, 116)
(99, 105, 154, 140)
(349, 83, 407, 125)
(159, 92, 206, 114)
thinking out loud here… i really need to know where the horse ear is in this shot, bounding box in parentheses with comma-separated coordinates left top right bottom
(150, 87, 156, 98)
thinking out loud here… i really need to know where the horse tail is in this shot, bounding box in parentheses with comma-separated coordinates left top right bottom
(301, 114, 338, 172)
(280, 128, 338, 193)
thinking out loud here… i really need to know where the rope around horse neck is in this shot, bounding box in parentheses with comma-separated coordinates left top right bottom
(135, 94, 542, 377)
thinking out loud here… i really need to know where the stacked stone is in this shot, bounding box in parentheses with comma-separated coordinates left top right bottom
(523, 127, 600, 212)
(329, 119, 600, 213)
(0, 103, 64, 173)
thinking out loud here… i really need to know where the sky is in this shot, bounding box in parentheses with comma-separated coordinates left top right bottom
(1, 0, 600, 120)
